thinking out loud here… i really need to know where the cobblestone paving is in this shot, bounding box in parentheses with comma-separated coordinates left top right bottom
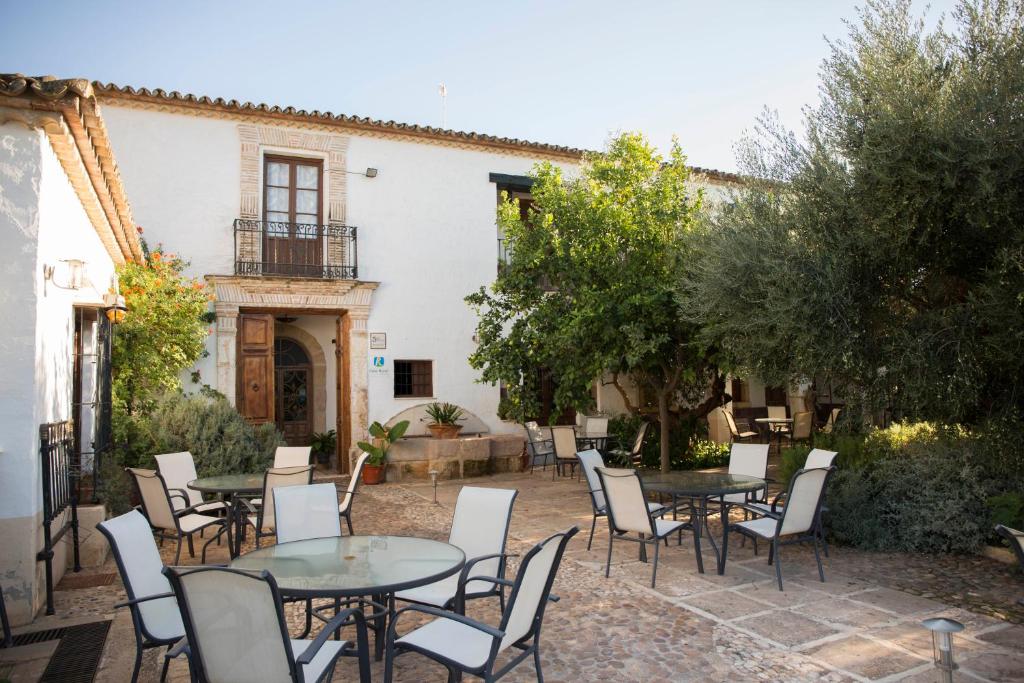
(10, 470, 1024, 682)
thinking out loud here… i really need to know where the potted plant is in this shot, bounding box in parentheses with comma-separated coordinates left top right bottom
(309, 429, 337, 465)
(356, 420, 410, 484)
(424, 402, 465, 439)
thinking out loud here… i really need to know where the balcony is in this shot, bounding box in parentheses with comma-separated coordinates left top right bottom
(234, 219, 357, 280)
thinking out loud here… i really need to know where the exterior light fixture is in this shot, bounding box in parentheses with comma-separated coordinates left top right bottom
(921, 617, 964, 683)
(103, 291, 127, 325)
(364, 167, 378, 178)
(429, 469, 439, 504)
(43, 259, 87, 291)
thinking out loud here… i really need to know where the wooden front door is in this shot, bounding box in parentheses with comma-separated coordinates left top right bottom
(274, 337, 312, 445)
(238, 313, 275, 424)
(263, 156, 323, 277)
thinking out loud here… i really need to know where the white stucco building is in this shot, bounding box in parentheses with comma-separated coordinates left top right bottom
(1, 73, 754, 623)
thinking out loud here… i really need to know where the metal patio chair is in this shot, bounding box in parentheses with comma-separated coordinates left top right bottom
(767, 405, 791, 436)
(995, 525, 1024, 606)
(550, 426, 579, 480)
(244, 465, 315, 548)
(339, 452, 370, 535)
(128, 468, 231, 564)
(525, 421, 554, 473)
(275, 446, 313, 468)
(608, 421, 649, 467)
(783, 411, 813, 445)
(155, 451, 228, 515)
(164, 564, 370, 683)
(395, 486, 518, 615)
(732, 465, 836, 590)
(576, 449, 667, 550)
(723, 410, 758, 443)
(97, 510, 190, 683)
(385, 527, 579, 683)
(596, 467, 689, 588)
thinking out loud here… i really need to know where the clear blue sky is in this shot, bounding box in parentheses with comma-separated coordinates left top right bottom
(1, 0, 954, 172)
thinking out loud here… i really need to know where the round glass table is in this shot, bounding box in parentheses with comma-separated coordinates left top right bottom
(189, 473, 264, 557)
(639, 471, 767, 575)
(230, 535, 466, 598)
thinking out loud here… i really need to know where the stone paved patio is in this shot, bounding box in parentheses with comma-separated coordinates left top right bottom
(3, 470, 1023, 682)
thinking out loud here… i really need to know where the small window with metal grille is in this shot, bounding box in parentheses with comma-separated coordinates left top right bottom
(394, 360, 433, 398)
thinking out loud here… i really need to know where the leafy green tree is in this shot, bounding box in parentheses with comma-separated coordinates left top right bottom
(679, 0, 1024, 424)
(467, 133, 725, 471)
(112, 244, 213, 417)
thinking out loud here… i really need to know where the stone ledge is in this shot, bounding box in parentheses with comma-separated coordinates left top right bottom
(385, 434, 525, 482)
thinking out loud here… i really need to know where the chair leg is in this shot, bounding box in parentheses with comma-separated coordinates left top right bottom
(812, 535, 826, 583)
(587, 514, 597, 551)
(773, 539, 784, 591)
(173, 537, 182, 565)
(534, 644, 544, 683)
(160, 644, 172, 682)
(383, 633, 395, 683)
(346, 514, 354, 536)
(130, 640, 143, 683)
(651, 540, 660, 588)
(605, 531, 614, 578)
(187, 533, 195, 558)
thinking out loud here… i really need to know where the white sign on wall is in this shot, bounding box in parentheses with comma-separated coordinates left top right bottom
(369, 355, 388, 375)
(369, 332, 387, 349)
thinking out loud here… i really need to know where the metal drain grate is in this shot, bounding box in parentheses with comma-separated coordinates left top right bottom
(10, 627, 66, 647)
(39, 621, 111, 683)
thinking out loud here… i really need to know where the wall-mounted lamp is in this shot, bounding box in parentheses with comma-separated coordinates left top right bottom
(345, 167, 378, 178)
(103, 291, 127, 325)
(43, 259, 87, 292)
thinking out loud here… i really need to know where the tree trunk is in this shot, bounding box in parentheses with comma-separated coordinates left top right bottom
(658, 390, 671, 473)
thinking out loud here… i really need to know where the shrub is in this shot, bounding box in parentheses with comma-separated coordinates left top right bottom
(988, 492, 1024, 532)
(821, 420, 1024, 554)
(608, 414, 724, 469)
(103, 392, 281, 513)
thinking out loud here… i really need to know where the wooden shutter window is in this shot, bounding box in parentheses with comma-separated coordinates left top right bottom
(394, 360, 433, 398)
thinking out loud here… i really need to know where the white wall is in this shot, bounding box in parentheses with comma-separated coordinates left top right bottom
(0, 120, 117, 622)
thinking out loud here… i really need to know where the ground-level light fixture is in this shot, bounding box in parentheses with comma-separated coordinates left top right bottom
(429, 469, 439, 504)
(103, 291, 127, 324)
(921, 617, 964, 683)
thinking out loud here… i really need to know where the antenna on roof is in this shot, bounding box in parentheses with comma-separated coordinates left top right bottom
(438, 82, 447, 128)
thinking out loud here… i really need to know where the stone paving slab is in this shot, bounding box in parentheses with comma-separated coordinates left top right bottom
(15, 469, 1024, 682)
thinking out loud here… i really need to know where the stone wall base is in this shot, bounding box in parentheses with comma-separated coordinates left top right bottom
(384, 435, 525, 482)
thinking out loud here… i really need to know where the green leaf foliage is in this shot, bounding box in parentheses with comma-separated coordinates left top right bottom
(678, 0, 1024, 425)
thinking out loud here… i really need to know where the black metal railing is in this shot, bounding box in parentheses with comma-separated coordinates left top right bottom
(37, 420, 80, 615)
(234, 219, 358, 279)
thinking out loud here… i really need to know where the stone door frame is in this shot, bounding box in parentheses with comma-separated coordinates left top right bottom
(207, 275, 377, 472)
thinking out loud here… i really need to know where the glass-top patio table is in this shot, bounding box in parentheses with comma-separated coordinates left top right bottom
(639, 471, 767, 575)
(189, 473, 264, 558)
(232, 535, 465, 660)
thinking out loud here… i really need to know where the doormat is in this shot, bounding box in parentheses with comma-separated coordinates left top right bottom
(38, 620, 111, 683)
(57, 573, 118, 591)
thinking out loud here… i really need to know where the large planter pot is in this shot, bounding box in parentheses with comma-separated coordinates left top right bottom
(363, 463, 386, 485)
(427, 424, 463, 439)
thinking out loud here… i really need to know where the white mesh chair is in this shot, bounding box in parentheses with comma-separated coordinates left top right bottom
(244, 465, 314, 548)
(732, 465, 836, 590)
(164, 565, 370, 683)
(155, 451, 228, 515)
(339, 452, 370, 535)
(820, 407, 841, 434)
(584, 416, 608, 435)
(722, 443, 770, 506)
(550, 426, 579, 480)
(767, 406, 790, 435)
(97, 510, 188, 683)
(576, 449, 667, 550)
(995, 525, 1024, 606)
(385, 527, 578, 683)
(395, 487, 518, 615)
(275, 446, 313, 468)
(784, 411, 813, 444)
(609, 421, 649, 467)
(275, 484, 342, 544)
(524, 422, 554, 473)
(128, 468, 230, 564)
(724, 410, 758, 443)
(596, 467, 689, 587)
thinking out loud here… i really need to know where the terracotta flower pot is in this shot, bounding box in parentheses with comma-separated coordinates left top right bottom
(363, 463, 386, 485)
(427, 424, 463, 439)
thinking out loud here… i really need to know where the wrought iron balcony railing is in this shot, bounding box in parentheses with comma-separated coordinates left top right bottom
(234, 219, 358, 280)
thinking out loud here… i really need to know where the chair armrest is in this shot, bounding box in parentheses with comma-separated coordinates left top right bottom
(455, 553, 516, 608)
(296, 607, 368, 666)
(167, 489, 190, 509)
(389, 604, 504, 640)
(115, 591, 174, 609)
(467, 575, 561, 603)
(165, 637, 190, 661)
(238, 498, 259, 515)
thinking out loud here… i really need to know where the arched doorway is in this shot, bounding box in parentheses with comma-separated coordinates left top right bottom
(274, 337, 312, 445)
